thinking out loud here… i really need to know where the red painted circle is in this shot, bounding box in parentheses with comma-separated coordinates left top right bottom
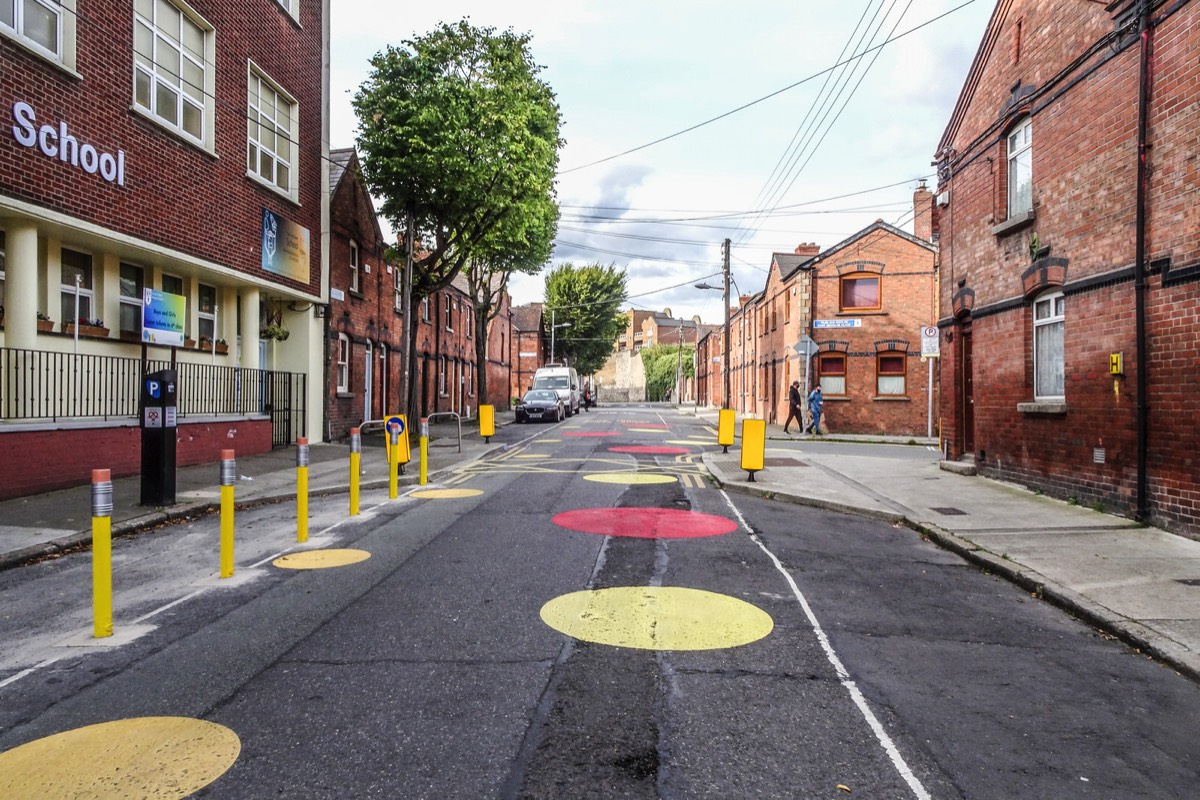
(608, 445, 691, 455)
(623, 423, 669, 429)
(563, 431, 620, 438)
(552, 507, 738, 538)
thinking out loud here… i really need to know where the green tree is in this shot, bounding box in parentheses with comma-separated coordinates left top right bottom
(353, 20, 563, 415)
(544, 263, 628, 376)
(464, 191, 558, 406)
(641, 344, 695, 401)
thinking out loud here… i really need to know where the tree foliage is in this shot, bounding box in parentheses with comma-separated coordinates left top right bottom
(640, 344, 695, 401)
(544, 263, 628, 375)
(353, 20, 563, 301)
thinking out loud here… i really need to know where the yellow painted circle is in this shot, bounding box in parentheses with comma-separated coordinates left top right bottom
(0, 717, 239, 798)
(584, 472, 676, 485)
(410, 488, 484, 499)
(540, 586, 773, 650)
(273, 549, 371, 569)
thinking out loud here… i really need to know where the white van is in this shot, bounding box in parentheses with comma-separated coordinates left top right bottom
(532, 366, 581, 416)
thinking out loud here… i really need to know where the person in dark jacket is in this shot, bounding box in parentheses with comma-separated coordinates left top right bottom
(783, 381, 803, 434)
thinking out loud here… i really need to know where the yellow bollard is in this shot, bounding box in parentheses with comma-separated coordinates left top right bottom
(388, 423, 400, 499)
(740, 419, 766, 482)
(220, 449, 236, 578)
(479, 404, 495, 443)
(91, 469, 113, 639)
(419, 417, 429, 486)
(349, 427, 361, 516)
(296, 437, 309, 543)
(718, 408, 736, 453)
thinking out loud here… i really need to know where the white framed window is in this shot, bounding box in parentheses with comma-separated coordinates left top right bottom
(439, 356, 447, 395)
(444, 295, 453, 331)
(273, 0, 299, 21)
(134, 0, 212, 145)
(1, 0, 75, 66)
(818, 352, 846, 396)
(467, 365, 474, 397)
(466, 305, 473, 338)
(348, 240, 360, 293)
(1033, 290, 1065, 400)
(247, 63, 298, 197)
(394, 264, 403, 312)
(1007, 118, 1033, 216)
(336, 334, 350, 392)
(198, 282, 216, 341)
(119, 263, 144, 337)
(876, 352, 906, 396)
(421, 296, 430, 322)
(60, 248, 94, 325)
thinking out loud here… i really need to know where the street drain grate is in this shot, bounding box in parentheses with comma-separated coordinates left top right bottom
(931, 507, 968, 516)
(762, 458, 807, 467)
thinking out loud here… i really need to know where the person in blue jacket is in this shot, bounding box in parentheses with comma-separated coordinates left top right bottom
(805, 385, 824, 435)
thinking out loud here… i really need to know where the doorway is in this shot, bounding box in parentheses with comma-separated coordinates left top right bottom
(961, 326, 974, 453)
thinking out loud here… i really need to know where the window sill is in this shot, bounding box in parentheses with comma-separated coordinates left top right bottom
(336, 391, 353, 399)
(1017, 400, 1067, 415)
(836, 309, 886, 316)
(348, 289, 365, 300)
(872, 395, 911, 402)
(992, 209, 1036, 237)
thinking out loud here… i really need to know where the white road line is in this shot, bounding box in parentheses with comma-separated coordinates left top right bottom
(720, 488, 933, 800)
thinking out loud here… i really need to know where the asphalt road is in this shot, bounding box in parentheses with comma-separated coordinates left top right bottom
(2, 404, 1199, 798)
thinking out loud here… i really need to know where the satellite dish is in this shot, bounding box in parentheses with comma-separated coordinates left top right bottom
(662, 307, 672, 317)
(692, 315, 701, 324)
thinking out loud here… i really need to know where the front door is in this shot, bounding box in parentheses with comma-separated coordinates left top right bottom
(961, 326, 975, 453)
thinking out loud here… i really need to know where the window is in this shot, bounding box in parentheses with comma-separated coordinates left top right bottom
(818, 352, 846, 396)
(467, 306, 473, 338)
(162, 273, 184, 297)
(439, 356, 447, 395)
(421, 296, 430, 322)
(273, 0, 299, 20)
(840, 275, 880, 311)
(348, 240, 359, 293)
(1033, 290, 1064, 400)
(1, 0, 66, 60)
(877, 352, 906, 396)
(336, 334, 350, 392)
(248, 65, 298, 195)
(134, 0, 210, 143)
(60, 248, 93, 324)
(198, 283, 216, 341)
(393, 264, 403, 312)
(119, 263, 144, 337)
(444, 295, 453, 331)
(1007, 118, 1032, 216)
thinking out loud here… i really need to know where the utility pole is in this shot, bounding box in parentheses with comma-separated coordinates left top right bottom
(401, 210, 414, 420)
(722, 238, 731, 410)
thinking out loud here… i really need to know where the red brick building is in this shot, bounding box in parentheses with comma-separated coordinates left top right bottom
(327, 148, 401, 438)
(510, 303, 546, 400)
(934, 0, 1200, 534)
(0, 0, 329, 496)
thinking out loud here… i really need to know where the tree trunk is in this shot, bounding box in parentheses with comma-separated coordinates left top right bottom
(474, 303, 490, 408)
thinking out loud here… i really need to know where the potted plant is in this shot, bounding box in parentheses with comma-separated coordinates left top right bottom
(259, 322, 289, 341)
(36, 311, 53, 333)
(199, 335, 229, 354)
(65, 317, 110, 338)
(215, 338, 228, 354)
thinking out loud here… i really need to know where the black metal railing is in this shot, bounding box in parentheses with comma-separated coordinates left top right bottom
(0, 348, 306, 446)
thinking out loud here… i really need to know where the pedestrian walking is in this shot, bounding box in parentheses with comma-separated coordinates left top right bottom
(783, 381, 803, 434)
(805, 385, 824, 434)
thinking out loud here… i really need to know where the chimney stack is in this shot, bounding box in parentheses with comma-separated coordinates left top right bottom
(794, 243, 820, 257)
(913, 180, 934, 242)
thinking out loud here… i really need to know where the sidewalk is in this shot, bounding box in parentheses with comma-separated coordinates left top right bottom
(687, 407, 1200, 682)
(0, 415, 510, 572)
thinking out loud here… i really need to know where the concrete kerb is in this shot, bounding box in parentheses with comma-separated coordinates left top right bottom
(706, 459, 1200, 683)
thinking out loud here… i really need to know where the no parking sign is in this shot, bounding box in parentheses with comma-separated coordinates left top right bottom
(384, 413, 411, 464)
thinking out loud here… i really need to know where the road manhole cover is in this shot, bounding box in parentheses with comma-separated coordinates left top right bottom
(930, 507, 968, 516)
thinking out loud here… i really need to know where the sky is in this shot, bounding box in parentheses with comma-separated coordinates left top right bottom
(330, 0, 996, 327)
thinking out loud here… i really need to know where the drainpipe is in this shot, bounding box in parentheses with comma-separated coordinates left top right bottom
(1134, 0, 1152, 521)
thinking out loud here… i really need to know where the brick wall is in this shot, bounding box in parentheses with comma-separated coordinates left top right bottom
(938, 0, 1200, 535)
(0, 419, 272, 500)
(1, 0, 325, 294)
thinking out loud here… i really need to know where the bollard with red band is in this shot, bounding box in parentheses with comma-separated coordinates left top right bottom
(92, 469, 113, 638)
(349, 427, 361, 516)
(220, 449, 236, 578)
(296, 437, 310, 543)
